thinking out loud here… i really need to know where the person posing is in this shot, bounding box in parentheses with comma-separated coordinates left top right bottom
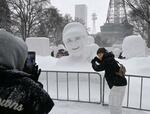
(0, 29, 54, 114)
(91, 48, 127, 114)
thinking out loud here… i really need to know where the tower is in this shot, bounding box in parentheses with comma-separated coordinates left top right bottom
(100, 0, 133, 46)
(92, 13, 97, 34)
(106, 0, 128, 24)
(75, 4, 87, 27)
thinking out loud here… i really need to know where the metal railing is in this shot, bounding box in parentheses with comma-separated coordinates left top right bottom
(102, 74, 150, 111)
(40, 70, 102, 104)
(40, 71, 150, 112)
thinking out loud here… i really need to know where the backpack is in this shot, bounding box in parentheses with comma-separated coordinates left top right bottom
(115, 62, 126, 77)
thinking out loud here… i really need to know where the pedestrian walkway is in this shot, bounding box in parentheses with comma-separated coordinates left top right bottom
(49, 100, 150, 114)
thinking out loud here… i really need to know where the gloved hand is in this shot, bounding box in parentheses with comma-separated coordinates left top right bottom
(91, 56, 100, 64)
(23, 63, 41, 82)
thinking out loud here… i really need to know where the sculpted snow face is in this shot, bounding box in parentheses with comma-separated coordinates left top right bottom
(63, 22, 87, 57)
(64, 35, 85, 56)
(54, 22, 99, 70)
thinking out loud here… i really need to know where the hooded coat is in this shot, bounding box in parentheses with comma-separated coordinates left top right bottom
(91, 52, 127, 89)
(0, 29, 54, 114)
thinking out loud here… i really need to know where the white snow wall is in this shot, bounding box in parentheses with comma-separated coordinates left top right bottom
(26, 37, 50, 56)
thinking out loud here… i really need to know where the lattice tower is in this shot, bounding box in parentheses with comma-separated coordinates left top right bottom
(106, 0, 128, 24)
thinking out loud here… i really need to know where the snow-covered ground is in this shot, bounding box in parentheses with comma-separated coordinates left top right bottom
(49, 101, 150, 114)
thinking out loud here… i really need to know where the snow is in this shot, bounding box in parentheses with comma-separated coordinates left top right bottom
(113, 48, 121, 58)
(87, 35, 95, 44)
(36, 55, 150, 76)
(49, 101, 149, 114)
(26, 37, 50, 56)
(55, 22, 99, 67)
(49, 45, 59, 57)
(57, 44, 66, 50)
(32, 26, 150, 114)
(36, 56, 58, 70)
(117, 57, 150, 76)
(122, 35, 146, 58)
(36, 55, 150, 114)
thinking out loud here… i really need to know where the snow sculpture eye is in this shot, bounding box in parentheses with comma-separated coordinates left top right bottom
(75, 37, 81, 41)
(66, 39, 72, 43)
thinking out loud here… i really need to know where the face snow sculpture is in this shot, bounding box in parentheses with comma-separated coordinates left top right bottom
(63, 22, 87, 57)
(64, 35, 85, 56)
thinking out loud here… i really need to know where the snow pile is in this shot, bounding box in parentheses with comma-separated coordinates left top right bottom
(36, 56, 58, 70)
(122, 35, 146, 58)
(85, 36, 99, 61)
(113, 48, 121, 58)
(49, 45, 59, 57)
(117, 56, 150, 76)
(36, 55, 150, 76)
(146, 47, 150, 56)
(26, 37, 50, 56)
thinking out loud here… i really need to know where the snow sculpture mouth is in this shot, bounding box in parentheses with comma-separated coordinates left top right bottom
(72, 47, 80, 50)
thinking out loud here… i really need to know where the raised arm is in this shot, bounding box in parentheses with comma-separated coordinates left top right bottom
(91, 57, 105, 71)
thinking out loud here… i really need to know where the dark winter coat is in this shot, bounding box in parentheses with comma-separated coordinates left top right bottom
(0, 68, 54, 114)
(91, 52, 127, 89)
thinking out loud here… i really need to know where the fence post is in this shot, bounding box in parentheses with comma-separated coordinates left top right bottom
(88, 73, 91, 102)
(67, 72, 69, 101)
(140, 77, 143, 109)
(46, 72, 49, 93)
(77, 72, 80, 101)
(56, 72, 59, 99)
(102, 77, 105, 105)
(127, 76, 130, 107)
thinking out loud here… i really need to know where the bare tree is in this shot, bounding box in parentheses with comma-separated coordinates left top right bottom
(7, 0, 49, 41)
(37, 7, 73, 45)
(75, 18, 85, 26)
(0, 0, 11, 31)
(128, 9, 147, 39)
(125, 0, 150, 47)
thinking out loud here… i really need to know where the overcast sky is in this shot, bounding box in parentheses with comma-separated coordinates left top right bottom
(51, 0, 110, 33)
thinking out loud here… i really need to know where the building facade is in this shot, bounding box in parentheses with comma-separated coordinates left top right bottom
(75, 4, 87, 27)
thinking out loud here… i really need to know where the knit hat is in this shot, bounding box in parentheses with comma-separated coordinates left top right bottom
(0, 29, 28, 70)
(63, 22, 88, 42)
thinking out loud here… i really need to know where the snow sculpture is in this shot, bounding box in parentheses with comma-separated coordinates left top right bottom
(26, 37, 50, 56)
(86, 35, 99, 61)
(55, 22, 99, 69)
(113, 48, 121, 58)
(122, 35, 146, 58)
(87, 35, 95, 44)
